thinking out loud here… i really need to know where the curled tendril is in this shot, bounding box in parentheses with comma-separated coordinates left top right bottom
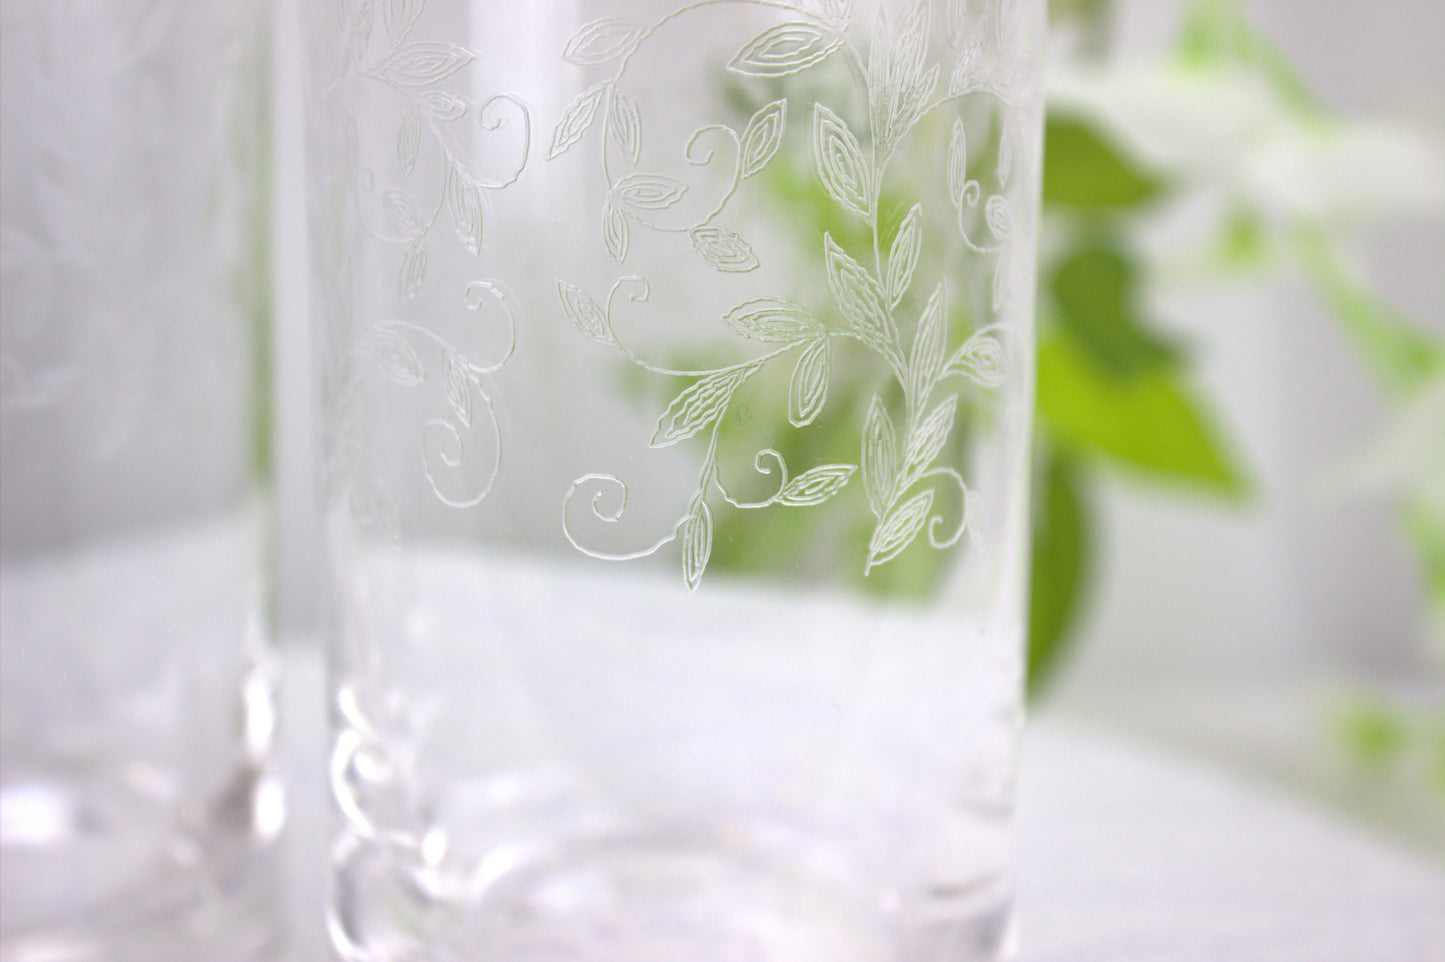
(422, 397, 500, 508)
(563, 473, 683, 561)
(472, 93, 531, 190)
(684, 123, 736, 167)
(678, 123, 743, 229)
(609, 274, 651, 309)
(717, 448, 789, 509)
(462, 281, 518, 374)
(916, 467, 970, 550)
(958, 193, 1003, 254)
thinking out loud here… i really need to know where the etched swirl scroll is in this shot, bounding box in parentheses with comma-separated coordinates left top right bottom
(335, 0, 530, 518)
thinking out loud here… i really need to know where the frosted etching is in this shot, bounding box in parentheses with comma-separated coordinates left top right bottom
(332, 0, 530, 513)
(554, 0, 1033, 588)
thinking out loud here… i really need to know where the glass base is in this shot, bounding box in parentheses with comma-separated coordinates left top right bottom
(330, 829, 1014, 962)
(0, 773, 283, 962)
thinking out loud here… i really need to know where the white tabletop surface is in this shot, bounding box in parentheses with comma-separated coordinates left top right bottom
(274, 648, 1445, 962)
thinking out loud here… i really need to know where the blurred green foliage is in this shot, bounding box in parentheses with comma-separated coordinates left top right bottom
(1035, 0, 1445, 808)
(1027, 453, 1089, 692)
(1041, 118, 1163, 210)
(1028, 71, 1253, 693)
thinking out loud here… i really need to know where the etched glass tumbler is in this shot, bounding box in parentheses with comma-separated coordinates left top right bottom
(0, 2, 279, 960)
(307, 2, 1042, 959)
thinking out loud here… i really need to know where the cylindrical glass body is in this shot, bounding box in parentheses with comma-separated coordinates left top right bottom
(307, 2, 1042, 959)
(0, 2, 279, 960)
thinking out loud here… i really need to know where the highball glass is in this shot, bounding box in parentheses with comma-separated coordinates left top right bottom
(306, 2, 1043, 959)
(0, 2, 280, 959)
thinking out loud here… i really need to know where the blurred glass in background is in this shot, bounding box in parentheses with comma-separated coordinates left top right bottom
(0, 1, 282, 959)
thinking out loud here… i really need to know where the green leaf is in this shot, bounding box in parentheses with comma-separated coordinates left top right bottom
(1028, 453, 1090, 698)
(1037, 334, 1248, 496)
(1042, 116, 1162, 210)
(1050, 245, 1182, 377)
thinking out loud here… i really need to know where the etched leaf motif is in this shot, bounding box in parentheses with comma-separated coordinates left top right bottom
(729, 22, 843, 77)
(723, 298, 822, 343)
(447, 167, 483, 255)
(343, 0, 373, 70)
(441, 347, 473, 427)
(740, 99, 787, 178)
(870, 2, 936, 153)
(613, 173, 688, 212)
(867, 488, 934, 571)
(549, 82, 607, 159)
(361, 323, 424, 386)
(384, 188, 425, 238)
(374, 43, 475, 87)
(651, 363, 759, 447)
(948, 118, 977, 208)
(813, 104, 872, 218)
(691, 227, 759, 273)
(887, 203, 923, 304)
(788, 338, 830, 427)
(557, 279, 611, 342)
(908, 282, 947, 402)
(383, 0, 423, 45)
(947, 0, 968, 46)
(420, 90, 468, 121)
(992, 55, 1034, 99)
(824, 234, 897, 358)
(949, 4, 993, 95)
(602, 203, 629, 262)
(608, 91, 642, 164)
(912, 64, 941, 112)
(564, 19, 645, 66)
(398, 106, 421, 177)
(893, 1, 931, 79)
(399, 239, 427, 300)
(862, 395, 897, 516)
(904, 395, 958, 476)
(778, 463, 856, 506)
(947, 330, 1006, 387)
(681, 499, 712, 591)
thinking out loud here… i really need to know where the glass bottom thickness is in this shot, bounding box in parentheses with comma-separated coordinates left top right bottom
(330, 826, 1014, 962)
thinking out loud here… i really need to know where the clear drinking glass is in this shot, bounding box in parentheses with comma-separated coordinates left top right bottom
(306, 1, 1042, 959)
(0, 2, 280, 960)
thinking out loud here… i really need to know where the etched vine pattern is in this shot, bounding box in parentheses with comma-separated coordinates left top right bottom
(338, 0, 530, 510)
(553, 0, 1031, 589)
